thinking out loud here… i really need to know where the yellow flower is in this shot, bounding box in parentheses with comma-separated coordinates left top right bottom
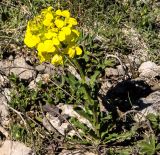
(43, 19, 52, 26)
(43, 12, 53, 26)
(24, 32, 40, 48)
(58, 31, 66, 41)
(67, 18, 77, 26)
(51, 27, 59, 32)
(24, 7, 81, 65)
(61, 10, 70, 18)
(68, 47, 75, 58)
(52, 37, 60, 45)
(38, 52, 53, 63)
(55, 19, 64, 28)
(75, 46, 82, 55)
(37, 42, 45, 52)
(44, 40, 56, 52)
(51, 54, 63, 65)
(66, 29, 80, 43)
(37, 40, 55, 53)
(67, 45, 82, 58)
(44, 31, 57, 40)
(29, 16, 44, 33)
(56, 10, 62, 16)
(72, 29, 80, 36)
(41, 7, 53, 18)
(45, 12, 53, 20)
(61, 27, 71, 36)
(45, 31, 54, 39)
(47, 6, 53, 11)
(56, 9, 70, 18)
(52, 32, 58, 37)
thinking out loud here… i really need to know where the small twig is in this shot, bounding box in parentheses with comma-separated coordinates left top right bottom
(0, 66, 36, 71)
(120, 109, 138, 119)
(5, 103, 28, 130)
(120, 109, 154, 134)
(0, 2, 18, 8)
(0, 92, 29, 131)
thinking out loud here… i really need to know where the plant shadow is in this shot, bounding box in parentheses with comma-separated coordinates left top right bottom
(102, 79, 153, 120)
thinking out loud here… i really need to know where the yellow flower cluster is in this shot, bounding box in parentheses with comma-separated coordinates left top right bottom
(24, 7, 82, 65)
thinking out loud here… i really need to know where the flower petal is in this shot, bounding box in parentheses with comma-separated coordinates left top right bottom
(68, 47, 75, 58)
(47, 6, 53, 11)
(75, 46, 82, 55)
(58, 31, 66, 41)
(43, 19, 52, 26)
(52, 37, 60, 45)
(37, 42, 45, 52)
(55, 19, 64, 28)
(56, 10, 62, 16)
(44, 40, 55, 52)
(68, 18, 77, 26)
(45, 13, 53, 20)
(51, 54, 63, 65)
(45, 32, 54, 39)
(62, 27, 71, 35)
(61, 10, 70, 18)
(24, 34, 40, 48)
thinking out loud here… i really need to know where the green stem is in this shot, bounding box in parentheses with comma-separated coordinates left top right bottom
(72, 59, 85, 84)
(71, 58, 100, 137)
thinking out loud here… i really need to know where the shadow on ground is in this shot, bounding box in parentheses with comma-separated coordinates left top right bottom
(102, 79, 153, 119)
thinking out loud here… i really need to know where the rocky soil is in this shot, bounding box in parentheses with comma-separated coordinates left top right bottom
(0, 51, 160, 155)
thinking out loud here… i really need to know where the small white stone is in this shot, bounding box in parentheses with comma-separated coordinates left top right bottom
(35, 64, 45, 72)
(10, 57, 36, 80)
(139, 69, 158, 78)
(138, 61, 157, 73)
(4, 88, 11, 101)
(0, 95, 9, 127)
(134, 106, 158, 122)
(134, 91, 160, 122)
(0, 60, 12, 75)
(138, 61, 160, 78)
(43, 113, 69, 135)
(58, 104, 94, 130)
(28, 80, 36, 89)
(0, 140, 33, 155)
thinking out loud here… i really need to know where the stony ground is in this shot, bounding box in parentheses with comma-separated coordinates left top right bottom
(0, 50, 160, 154)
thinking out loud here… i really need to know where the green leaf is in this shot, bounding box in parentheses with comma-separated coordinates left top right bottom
(116, 149, 132, 155)
(35, 116, 43, 123)
(138, 135, 157, 155)
(70, 117, 89, 132)
(150, 134, 156, 148)
(74, 106, 93, 123)
(140, 143, 155, 155)
(89, 70, 100, 86)
(147, 113, 158, 129)
(156, 143, 160, 151)
(103, 133, 119, 143)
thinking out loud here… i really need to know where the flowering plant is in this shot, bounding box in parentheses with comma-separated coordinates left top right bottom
(24, 7, 82, 65)
(23, 6, 131, 148)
